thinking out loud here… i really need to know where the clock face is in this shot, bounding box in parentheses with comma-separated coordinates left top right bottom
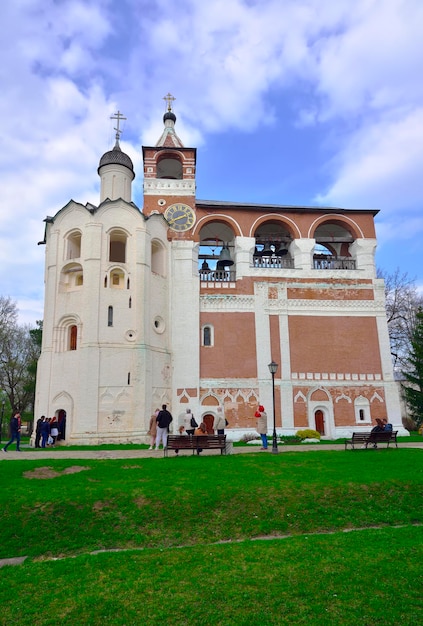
(164, 203, 196, 232)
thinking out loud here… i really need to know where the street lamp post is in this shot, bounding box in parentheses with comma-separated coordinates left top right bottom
(268, 360, 279, 454)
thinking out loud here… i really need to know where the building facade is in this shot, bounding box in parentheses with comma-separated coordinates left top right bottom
(34, 105, 405, 444)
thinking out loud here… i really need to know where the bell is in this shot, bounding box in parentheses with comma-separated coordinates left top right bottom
(201, 260, 210, 270)
(217, 244, 234, 267)
(275, 243, 288, 256)
(261, 241, 272, 256)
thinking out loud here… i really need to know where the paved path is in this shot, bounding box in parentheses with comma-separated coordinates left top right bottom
(1, 441, 422, 460)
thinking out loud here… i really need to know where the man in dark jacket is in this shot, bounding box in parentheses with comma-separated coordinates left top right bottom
(155, 404, 173, 450)
(2, 411, 22, 452)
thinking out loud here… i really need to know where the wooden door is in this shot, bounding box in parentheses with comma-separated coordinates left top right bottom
(315, 410, 325, 435)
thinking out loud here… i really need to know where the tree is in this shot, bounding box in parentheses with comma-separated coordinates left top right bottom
(402, 309, 423, 426)
(0, 297, 42, 419)
(378, 268, 423, 370)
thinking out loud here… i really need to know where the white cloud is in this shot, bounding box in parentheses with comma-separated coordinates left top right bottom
(316, 108, 423, 211)
(2, 0, 423, 324)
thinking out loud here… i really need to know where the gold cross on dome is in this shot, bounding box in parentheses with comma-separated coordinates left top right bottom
(110, 110, 127, 139)
(163, 92, 176, 112)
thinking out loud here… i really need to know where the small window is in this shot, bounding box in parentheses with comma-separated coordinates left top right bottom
(127, 278, 130, 289)
(108, 306, 113, 327)
(127, 372, 131, 385)
(202, 325, 213, 347)
(104, 276, 108, 288)
(69, 325, 77, 351)
(129, 297, 132, 308)
(359, 409, 365, 421)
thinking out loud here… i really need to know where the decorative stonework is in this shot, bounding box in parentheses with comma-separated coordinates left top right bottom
(292, 372, 381, 381)
(144, 180, 195, 194)
(200, 295, 255, 311)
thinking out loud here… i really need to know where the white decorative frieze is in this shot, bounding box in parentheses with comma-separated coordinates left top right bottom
(292, 372, 383, 382)
(144, 180, 196, 194)
(200, 295, 255, 312)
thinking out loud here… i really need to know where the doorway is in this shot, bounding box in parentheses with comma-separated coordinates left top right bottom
(314, 410, 325, 435)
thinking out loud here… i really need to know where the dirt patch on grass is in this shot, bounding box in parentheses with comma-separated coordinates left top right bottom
(24, 466, 91, 479)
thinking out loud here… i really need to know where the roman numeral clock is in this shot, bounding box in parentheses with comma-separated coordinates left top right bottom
(164, 203, 196, 232)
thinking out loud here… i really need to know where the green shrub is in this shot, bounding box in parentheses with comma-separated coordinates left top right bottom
(296, 429, 321, 440)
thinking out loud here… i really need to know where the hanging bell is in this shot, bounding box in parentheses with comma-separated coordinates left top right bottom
(217, 244, 234, 267)
(275, 242, 288, 256)
(201, 260, 211, 270)
(261, 241, 272, 256)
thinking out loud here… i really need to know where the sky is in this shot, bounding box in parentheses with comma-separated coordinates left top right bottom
(2, 0, 423, 326)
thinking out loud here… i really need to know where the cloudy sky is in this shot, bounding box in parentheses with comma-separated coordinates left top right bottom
(2, 0, 423, 325)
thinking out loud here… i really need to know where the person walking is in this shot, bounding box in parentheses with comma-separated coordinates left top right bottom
(213, 407, 226, 435)
(255, 405, 268, 451)
(155, 404, 173, 449)
(2, 411, 22, 452)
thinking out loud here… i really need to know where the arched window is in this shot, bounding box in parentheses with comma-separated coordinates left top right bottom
(66, 231, 81, 260)
(354, 396, 371, 424)
(109, 268, 125, 289)
(69, 325, 77, 351)
(108, 306, 113, 327)
(151, 240, 166, 277)
(202, 325, 213, 347)
(109, 231, 127, 263)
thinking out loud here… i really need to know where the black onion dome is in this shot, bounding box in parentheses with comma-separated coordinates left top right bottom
(98, 142, 134, 173)
(163, 111, 176, 124)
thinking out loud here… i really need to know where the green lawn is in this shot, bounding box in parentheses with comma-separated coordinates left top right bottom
(0, 449, 422, 625)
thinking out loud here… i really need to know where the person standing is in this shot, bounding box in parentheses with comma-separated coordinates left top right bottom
(184, 408, 197, 436)
(40, 416, 50, 448)
(213, 407, 226, 435)
(50, 416, 59, 446)
(155, 404, 173, 449)
(2, 411, 22, 452)
(147, 409, 159, 449)
(255, 405, 268, 451)
(35, 415, 44, 448)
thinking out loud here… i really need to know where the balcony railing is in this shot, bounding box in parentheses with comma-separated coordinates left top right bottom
(253, 256, 294, 269)
(199, 269, 236, 282)
(313, 255, 356, 270)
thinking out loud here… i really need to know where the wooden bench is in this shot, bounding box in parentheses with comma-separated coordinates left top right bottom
(164, 434, 227, 457)
(345, 431, 398, 450)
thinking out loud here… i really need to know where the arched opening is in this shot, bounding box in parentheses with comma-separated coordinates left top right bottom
(157, 156, 183, 179)
(313, 221, 356, 269)
(109, 231, 127, 263)
(198, 221, 236, 282)
(66, 231, 81, 260)
(253, 221, 294, 268)
(151, 240, 166, 277)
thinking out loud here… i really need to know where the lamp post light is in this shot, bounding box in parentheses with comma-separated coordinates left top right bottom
(268, 360, 279, 454)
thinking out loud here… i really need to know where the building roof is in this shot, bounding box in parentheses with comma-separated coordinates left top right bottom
(98, 139, 134, 173)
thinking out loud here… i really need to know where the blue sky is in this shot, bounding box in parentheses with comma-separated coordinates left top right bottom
(2, 0, 423, 325)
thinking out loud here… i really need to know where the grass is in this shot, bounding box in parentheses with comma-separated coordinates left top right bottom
(0, 449, 422, 624)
